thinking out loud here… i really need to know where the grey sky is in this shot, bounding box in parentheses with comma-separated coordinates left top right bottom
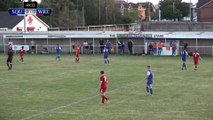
(125, 0, 198, 5)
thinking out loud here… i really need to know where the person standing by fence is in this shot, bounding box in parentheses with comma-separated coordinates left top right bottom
(172, 41, 177, 56)
(121, 41, 125, 54)
(128, 39, 133, 55)
(152, 41, 157, 55)
(99, 39, 104, 54)
(31, 40, 35, 54)
(83, 41, 89, 54)
(118, 41, 122, 54)
(158, 40, 163, 55)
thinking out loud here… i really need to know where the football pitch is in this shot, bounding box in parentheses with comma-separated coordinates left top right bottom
(0, 54, 212, 120)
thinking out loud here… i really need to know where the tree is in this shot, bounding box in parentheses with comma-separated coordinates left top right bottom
(39, 0, 76, 27)
(121, 10, 139, 24)
(159, 0, 190, 21)
(84, 0, 121, 25)
(0, 0, 22, 11)
(0, 0, 125, 27)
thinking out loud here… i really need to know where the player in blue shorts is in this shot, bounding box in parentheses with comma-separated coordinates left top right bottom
(144, 65, 154, 96)
(181, 49, 190, 70)
(103, 47, 109, 65)
(55, 44, 61, 61)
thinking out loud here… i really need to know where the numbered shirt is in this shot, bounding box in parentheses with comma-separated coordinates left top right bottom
(100, 75, 108, 88)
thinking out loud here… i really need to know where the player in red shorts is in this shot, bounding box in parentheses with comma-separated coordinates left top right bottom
(193, 50, 202, 71)
(75, 47, 80, 63)
(17, 46, 25, 63)
(99, 70, 108, 104)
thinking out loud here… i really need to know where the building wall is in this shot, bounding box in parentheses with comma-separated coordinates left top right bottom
(141, 22, 213, 31)
(12, 15, 48, 32)
(197, 1, 213, 22)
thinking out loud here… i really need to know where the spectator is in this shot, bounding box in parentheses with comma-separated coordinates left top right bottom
(72, 41, 75, 50)
(152, 41, 157, 55)
(99, 39, 104, 54)
(88, 42, 93, 54)
(118, 41, 122, 54)
(158, 40, 163, 55)
(8, 39, 13, 46)
(172, 41, 177, 56)
(83, 41, 89, 54)
(128, 39, 133, 55)
(121, 41, 125, 55)
(183, 42, 188, 51)
(148, 43, 153, 55)
(31, 40, 35, 54)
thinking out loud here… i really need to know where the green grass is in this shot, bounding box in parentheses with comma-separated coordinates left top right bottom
(0, 54, 212, 120)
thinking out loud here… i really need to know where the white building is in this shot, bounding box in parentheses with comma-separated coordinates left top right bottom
(12, 15, 49, 32)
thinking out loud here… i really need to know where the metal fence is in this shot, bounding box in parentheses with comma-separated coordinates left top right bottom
(0, 44, 213, 56)
(179, 46, 213, 56)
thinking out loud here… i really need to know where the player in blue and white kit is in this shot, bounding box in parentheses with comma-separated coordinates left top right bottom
(181, 49, 190, 70)
(55, 44, 61, 61)
(103, 47, 110, 65)
(144, 65, 154, 96)
(105, 40, 111, 54)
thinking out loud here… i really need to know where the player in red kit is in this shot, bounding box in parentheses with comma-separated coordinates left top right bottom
(18, 46, 25, 63)
(193, 50, 202, 71)
(99, 71, 108, 104)
(75, 47, 80, 63)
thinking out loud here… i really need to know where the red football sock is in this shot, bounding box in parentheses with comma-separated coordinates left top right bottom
(102, 96, 105, 103)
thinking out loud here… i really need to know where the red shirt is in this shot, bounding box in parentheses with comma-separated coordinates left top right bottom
(20, 49, 25, 56)
(76, 47, 80, 55)
(100, 74, 107, 88)
(158, 41, 163, 48)
(193, 52, 200, 62)
(153, 42, 157, 48)
(8, 45, 12, 52)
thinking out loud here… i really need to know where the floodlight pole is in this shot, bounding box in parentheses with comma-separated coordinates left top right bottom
(3, 35, 5, 54)
(189, 0, 192, 22)
(82, 0, 85, 26)
(148, 2, 150, 21)
(24, 14, 27, 33)
(93, 38, 95, 54)
(196, 38, 198, 50)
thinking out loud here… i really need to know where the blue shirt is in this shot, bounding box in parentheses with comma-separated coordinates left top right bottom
(106, 41, 111, 49)
(103, 48, 108, 58)
(182, 50, 187, 60)
(121, 43, 125, 49)
(147, 70, 153, 85)
(56, 46, 61, 54)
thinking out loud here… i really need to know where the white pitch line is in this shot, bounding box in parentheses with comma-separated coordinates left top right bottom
(21, 69, 194, 120)
(21, 95, 99, 120)
(50, 108, 213, 115)
(21, 80, 142, 120)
